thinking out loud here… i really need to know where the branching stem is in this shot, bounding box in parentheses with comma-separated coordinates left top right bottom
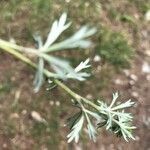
(0, 41, 99, 111)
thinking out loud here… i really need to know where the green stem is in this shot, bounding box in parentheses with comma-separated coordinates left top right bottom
(0, 44, 36, 68)
(0, 39, 38, 54)
(0, 45, 58, 78)
(0, 43, 99, 111)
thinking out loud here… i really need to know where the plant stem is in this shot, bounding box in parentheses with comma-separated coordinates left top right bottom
(0, 45, 57, 78)
(0, 43, 99, 111)
(0, 39, 38, 54)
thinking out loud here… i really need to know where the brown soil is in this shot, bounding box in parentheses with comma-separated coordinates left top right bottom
(0, 1, 150, 150)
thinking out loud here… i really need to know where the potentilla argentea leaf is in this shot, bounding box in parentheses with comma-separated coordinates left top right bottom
(45, 26, 96, 52)
(74, 58, 91, 72)
(0, 11, 136, 144)
(33, 57, 44, 93)
(87, 123, 97, 142)
(42, 13, 71, 50)
(112, 99, 135, 111)
(109, 92, 119, 108)
(67, 115, 84, 143)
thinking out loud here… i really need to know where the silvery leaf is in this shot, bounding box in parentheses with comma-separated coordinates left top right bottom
(67, 115, 84, 143)
(75, 58, 91, 72)
(112, 99, 135, 111)
(41, 54, 80, 80)
(33, 57, 44, 93)
(109, 92, 119, 108)
(45, 26, 97, 52)
(42, 13, 71, 50)
(87, 123, 97, 142)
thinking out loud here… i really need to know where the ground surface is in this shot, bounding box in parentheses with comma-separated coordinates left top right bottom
(0, 0, 150, 150)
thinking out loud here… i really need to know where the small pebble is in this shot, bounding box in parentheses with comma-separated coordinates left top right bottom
(142, 62, 150, 73)
(130, 74, 138, 81)
(49, 101, 54, 106)
(131, 91, 139, 98)
(134, 13, 139, 19)
(65, 0, 71, 2)
(10, 113, 19, 119)
(93, 55, 101, 62)
(96, 66, 101, 71)
(74, 144, 82, 150)
(22, 109, 27, 115)
(85, 2, 90, 7)
(31, 111, 47, 124)
(129, 80, 135, 86)
(146, 75, 150, 81)
(145, 10, 150, 21)
(145, 49, 150, 56)
(114, 79, 123, 85)
(135, 136, 140, 141)
(55, 101, 60, 106)
(2, 143, 7, 148)
(123, 69, 130, 77)
(86, 94, 93, 99)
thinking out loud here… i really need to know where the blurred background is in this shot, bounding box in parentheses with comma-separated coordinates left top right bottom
(0, 0, 150, 149)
